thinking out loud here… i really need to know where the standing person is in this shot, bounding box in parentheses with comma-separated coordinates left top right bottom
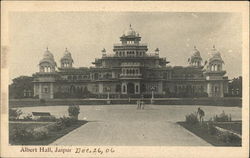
(137, 100, 140, 110)
(141, 95, 145, 110)
(141, 100, 144, 110)
(197, 107, 205, 123)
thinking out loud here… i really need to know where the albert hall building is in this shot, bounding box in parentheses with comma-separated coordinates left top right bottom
(33, 25, 229, 99)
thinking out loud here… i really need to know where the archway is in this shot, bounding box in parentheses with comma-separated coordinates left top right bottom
(127, 82, 135, 94)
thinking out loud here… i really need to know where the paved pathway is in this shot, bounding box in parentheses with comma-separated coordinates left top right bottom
(50, 105, 216, 146)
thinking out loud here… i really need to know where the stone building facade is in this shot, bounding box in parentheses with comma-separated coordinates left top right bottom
(33, 25, 228, 99)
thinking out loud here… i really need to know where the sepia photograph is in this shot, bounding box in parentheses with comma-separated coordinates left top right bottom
(1, 1, 249, 158)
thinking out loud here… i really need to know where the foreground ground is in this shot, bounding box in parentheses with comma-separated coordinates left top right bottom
(18, 104, 241, 146)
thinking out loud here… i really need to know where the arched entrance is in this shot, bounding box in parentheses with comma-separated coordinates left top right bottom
(127, 82, 135, 94)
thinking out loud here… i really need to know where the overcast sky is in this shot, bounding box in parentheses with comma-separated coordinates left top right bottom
(9, 12, 242, 82)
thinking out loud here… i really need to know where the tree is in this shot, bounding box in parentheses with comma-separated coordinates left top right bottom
(228, 76, 242, 97)
(9, 76, 34, 99)
(68, 105, 80, 120)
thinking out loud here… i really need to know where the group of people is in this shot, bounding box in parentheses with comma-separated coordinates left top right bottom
(137, 100, 145, 110)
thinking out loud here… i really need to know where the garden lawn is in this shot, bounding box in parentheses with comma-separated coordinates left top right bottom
(9, 121, 87, 145)
(177, 122, 241, 146)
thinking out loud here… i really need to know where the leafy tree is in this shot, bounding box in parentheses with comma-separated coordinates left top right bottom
(9, 76, 34, 99)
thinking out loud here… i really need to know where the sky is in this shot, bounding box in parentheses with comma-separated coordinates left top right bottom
(9, 12, 242, 82)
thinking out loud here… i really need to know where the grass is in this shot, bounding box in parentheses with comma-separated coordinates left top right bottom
(9, 120, 87, 145)
(177, 121, 242, 147)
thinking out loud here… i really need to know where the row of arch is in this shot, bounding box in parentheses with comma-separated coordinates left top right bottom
(210, 64, 222, 71)
(191, 61, 201, 66)
(122, 68, 140, 75)
(40, 66, 54, 72)
(115, 51, 146, 57)
(62, 63, 72, 68)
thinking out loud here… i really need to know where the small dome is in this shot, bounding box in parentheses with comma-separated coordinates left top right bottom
(192, 46, 201, 57)
(190, 46, 202, 63)
(43, 47, 54, 60)
(124, 24, 137, 36)
(61, 48, 73, 62)
(39, 47, 56, 66)
(208, 46, 223, 62)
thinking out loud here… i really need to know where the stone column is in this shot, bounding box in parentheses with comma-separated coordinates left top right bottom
(99, 83, 103, 93)
(34, 83, 37, 97)
(39, 83, 42, 99)
(220, 81, 224, 97)
(207, 82, 212, 97)
(50, 82, 54, 99)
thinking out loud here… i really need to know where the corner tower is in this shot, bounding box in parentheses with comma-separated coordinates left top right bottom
(203, 46, 227, 97)
(34, 47, 57, 99)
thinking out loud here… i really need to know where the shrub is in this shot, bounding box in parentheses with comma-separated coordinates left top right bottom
(23, 114, 33, 121)
(68, 105, 80, 119)
(54, 119, 66, 131)
(47, 116, 77, 131)
(60, 116, 77, 127)
(11, 125, 49, 142)
(33, 126, 49, 140)
(213, 111, 232, 122)
(12, 127, 33, 142)
(9, 108, 22, 120)
(185, 112, 199, 125)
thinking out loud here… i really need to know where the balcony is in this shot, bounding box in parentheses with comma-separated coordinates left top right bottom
(121, 62, 141, 67)
(101, 53, 160, 58)
(120, 74, 142, 79)
(113, 43, 148, 47)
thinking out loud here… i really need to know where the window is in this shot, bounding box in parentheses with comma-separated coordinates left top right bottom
(135, 69, 138, 74)
(136, 85, 139, 93)
(68, 75, 72, 80)
(43, 87, 48, 93)
(123, 85, 126, 92)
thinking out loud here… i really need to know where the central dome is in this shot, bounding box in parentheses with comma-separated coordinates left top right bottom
(124, 24, 137, 36)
